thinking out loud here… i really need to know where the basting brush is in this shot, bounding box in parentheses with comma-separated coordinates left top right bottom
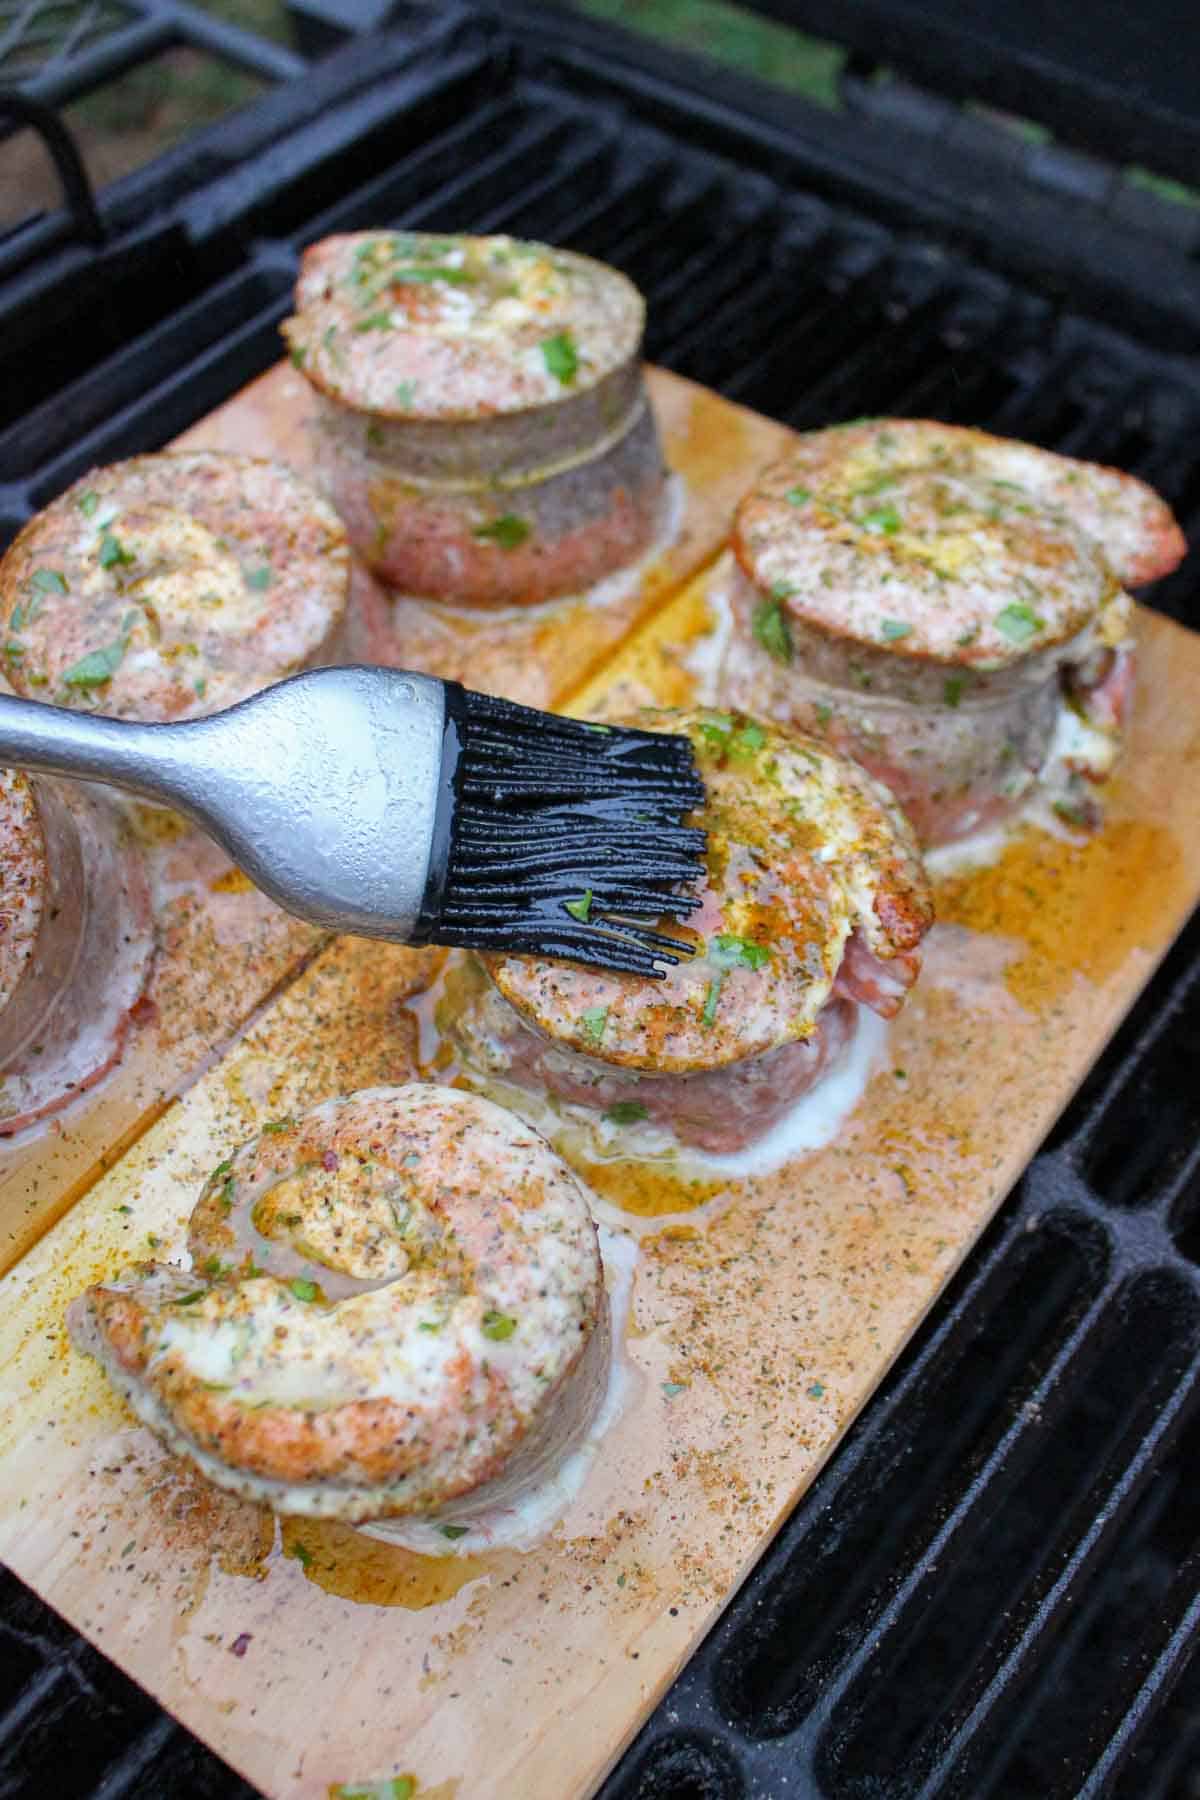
(0, 666, 706, 975)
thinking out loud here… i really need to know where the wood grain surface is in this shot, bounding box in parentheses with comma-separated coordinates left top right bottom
(0, 367, 783, 1273)
(1, 511, 1197, 1800)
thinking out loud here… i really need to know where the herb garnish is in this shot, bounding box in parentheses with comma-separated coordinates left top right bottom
(98, 532, 135, 570)
(394, 380, 418, 408)
(701, 977, 723, 1028)
(354, 312, 393, 333)
(62, 638, 127, 688)
(784, 486, 811, 507)
(289, 1279, 318, 1303)
(880, 618, 913, 640)
(473, 514, 530, 550)
(564, 889, 592, 923)
(860, 504, 901, 535)
(580, 1005, 608, 1045)
(173, 1290, 206, 1307)
(390, 265, 473, 285)
(541, 331, 578, 385)
(710, 933, 771, 971)
(440, 1524, 469, 1540)
(994, 600, 1043, 643)
(244, 564, 272, 591)
(76, 491, 100, 518)
(481, 1310, 516, 1341)
(752, 598, 793, 665)
(603, 1101, 649, 1126)
(30, 568, 68, 594)
(943, 674, 966, 708)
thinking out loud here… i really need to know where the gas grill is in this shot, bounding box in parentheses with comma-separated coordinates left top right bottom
(2, 4, 1199, 1795)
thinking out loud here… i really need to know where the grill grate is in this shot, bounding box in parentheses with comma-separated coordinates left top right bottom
(1, 8, 1199, 1797)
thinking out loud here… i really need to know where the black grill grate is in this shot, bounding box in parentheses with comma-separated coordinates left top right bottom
(1, 8, 1199, 1797)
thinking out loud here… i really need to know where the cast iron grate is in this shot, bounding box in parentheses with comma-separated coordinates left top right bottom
(0, 8, 1198, 1798)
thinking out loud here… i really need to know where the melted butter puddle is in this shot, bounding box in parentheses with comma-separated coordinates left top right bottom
(569, 1157, 725, 1220)
(208, 867, 255, 895)
(935, 815, 1184, 1010)
(279, 1517, 489, 1609)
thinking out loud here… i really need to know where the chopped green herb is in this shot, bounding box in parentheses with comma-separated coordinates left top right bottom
(120, 1541, 136, 1558)
(1052, 798, 1090, 829)
(289, 1279, 318, 1303)
(893, 1067, 907, 1080)
(418, 1318, 443, 1333)
(603, 1101, 649, 1126)
(580, 1005, 608, 1045)
(354, 311, 394, 333)
(541, 331, 578, 385)
(9, 604, 22, 631)
(994, 601, 1044, 643)
(473, 513, 530, 550)
(394, 380, 418, 408)
(194, 678, 207, 699)
(366, 422, 385, 449)
(4, 643, 23, 658)
(771, 578, 796, 601)
(943, 674, 966, 708)
(807, 1380, 826, 1399)
(261, 1117, 295, 1134)
(202, 1257, 225, 1278)
(696, 712, 734, 749)
(440, 1524, 469, 1540)
(62, 638, 127, 688)
(76, 491, 100, 518)
(710, 933, 771, 971)
(814, 701, 833, 727)
(98, 532, 135, 570)
(617, 1571, 627, 1587)
(860, 504, 901, 535)
(244, 564, 272, 591)
(391, 265, 473, 285)
(564, 889, 593, 923)
(30, 567, 68, 594)
(116, 1204, 132, 1214)
(880, 618, 913, 641)
(752, 597, 793, 666)
(784, 486, 811, 507)
(288, 1541, 313, 1569)
(482, 1309, 516, 1341)
(661, 1381, 687, 1399)
(173, 1290, 206, 1307)
(730, 721, 766, 757)
(701, 974, 724, 1027)
(956, 625, 980, 647)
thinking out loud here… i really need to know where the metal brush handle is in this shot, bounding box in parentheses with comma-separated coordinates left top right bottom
(0, 668, 448, 939)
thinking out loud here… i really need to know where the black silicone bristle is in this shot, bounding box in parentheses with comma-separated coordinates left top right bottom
(418, 688, 707, 976)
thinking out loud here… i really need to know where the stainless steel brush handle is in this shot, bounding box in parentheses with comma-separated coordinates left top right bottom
(0, 668, 447, 938)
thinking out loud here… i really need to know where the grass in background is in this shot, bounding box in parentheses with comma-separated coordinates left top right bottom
(571, 0, 843, 106)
